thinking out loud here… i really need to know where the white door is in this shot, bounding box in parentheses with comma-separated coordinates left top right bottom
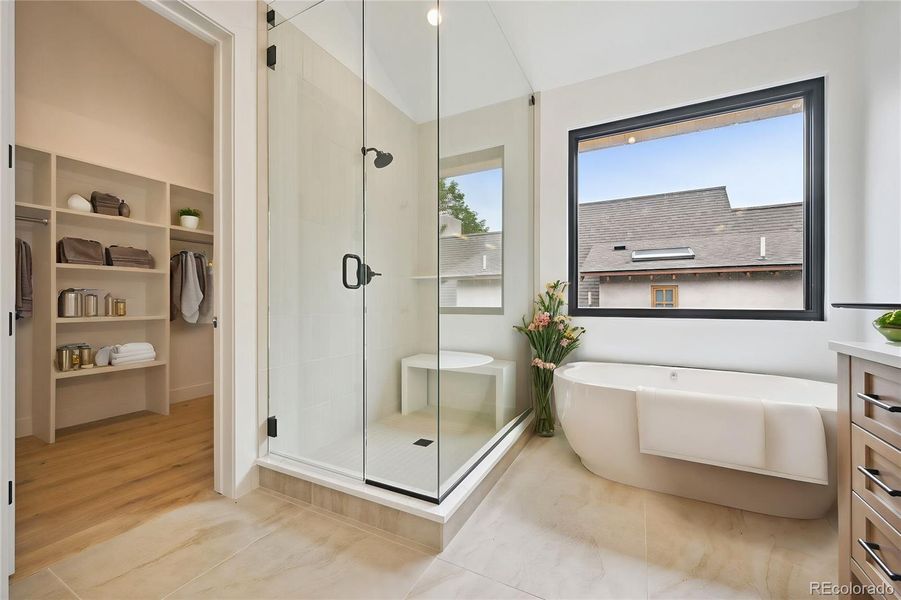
(0, 0, 16, 592)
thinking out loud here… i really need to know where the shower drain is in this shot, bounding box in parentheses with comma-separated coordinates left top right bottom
(413, 438, 434, 447)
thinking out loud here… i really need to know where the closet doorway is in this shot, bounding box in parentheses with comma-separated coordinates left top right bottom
(9, 0, 220, 580)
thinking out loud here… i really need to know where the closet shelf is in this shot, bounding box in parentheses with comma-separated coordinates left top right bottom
(54, 360, 167, 380)
(57, 263, 167, 275)
(55, 315, 168, 325)
(16, 202, 53, 219)
(170, 226, 214, 243)
(56, 207, 168, 231)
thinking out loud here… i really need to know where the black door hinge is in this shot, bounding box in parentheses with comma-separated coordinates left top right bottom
(8, 481, 12, 505)
(8, 312, 12, 336)
(529, 94, 535, 106)
(267, 8, 275, 26)
(212, 316, 218, 329)
(267, 416, 278, 437)
(8, 144, 12, 168)
(267, 45, 277, 70)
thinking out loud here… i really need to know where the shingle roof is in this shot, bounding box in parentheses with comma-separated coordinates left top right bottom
(578, 187, 802, 273)
(439, 231, 502, 278)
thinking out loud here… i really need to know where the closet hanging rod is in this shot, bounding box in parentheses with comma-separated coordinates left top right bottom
(16, 215, 48, 225)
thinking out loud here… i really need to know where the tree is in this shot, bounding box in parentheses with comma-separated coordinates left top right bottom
(439, 178, 488, 234)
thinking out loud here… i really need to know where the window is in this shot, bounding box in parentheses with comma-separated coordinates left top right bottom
(439, 146, 504, 312)
(568, 78, 824, 320)
(651, 285, 678, 308)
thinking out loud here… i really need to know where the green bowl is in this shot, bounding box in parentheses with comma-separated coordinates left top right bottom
(873, 321, 901, 343)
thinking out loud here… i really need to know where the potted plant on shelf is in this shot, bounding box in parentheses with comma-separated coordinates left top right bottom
(514, 280, 585, 437)
(178, 208, 201, 230)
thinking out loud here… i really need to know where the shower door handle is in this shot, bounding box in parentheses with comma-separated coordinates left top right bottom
(362, 264, 381, 285)
(343, 254, 362, 289)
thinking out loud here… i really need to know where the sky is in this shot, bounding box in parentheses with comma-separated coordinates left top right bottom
(447, 167, 503, 231)
(578, 112, 804, 208)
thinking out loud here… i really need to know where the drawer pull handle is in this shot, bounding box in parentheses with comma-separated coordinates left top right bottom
(859, 539, 901, 581)
(858, 466, 901, 496)
(858, 392, 901, 413)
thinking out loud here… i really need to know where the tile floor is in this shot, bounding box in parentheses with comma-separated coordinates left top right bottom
(10, 433, 837, 600)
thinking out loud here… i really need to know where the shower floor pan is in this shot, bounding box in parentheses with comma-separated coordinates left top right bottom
(257, 410, 532, 551)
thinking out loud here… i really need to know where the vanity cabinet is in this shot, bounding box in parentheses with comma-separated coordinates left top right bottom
(834, 342, 901, 599)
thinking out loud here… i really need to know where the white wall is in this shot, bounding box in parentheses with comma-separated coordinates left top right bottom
(539, 9, 879, 382)
(859, 1, 901, 324)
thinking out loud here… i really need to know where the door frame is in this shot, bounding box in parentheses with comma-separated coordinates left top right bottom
(1, 1, 254, 591)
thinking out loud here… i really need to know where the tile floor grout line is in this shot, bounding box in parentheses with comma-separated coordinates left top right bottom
(47, 567, 83, 600)
(160, 501, 310, 600)
(434, 557, 547, 599)
(401, 556, 440, 600)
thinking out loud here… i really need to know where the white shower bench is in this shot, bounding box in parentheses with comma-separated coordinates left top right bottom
(400, 352, 517, 429)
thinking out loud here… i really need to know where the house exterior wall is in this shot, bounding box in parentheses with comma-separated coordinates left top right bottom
(580, 271, 803, 310)
(455, 278, 503, 308)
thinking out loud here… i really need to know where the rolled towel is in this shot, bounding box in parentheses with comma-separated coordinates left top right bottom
(95, 345, 113, 367)
(115, 342, 154, 355)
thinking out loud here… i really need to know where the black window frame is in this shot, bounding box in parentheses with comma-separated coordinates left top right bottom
(568, 77, 825, 321)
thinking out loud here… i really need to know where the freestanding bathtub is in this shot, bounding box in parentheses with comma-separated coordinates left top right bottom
(554, 362, 837, 519)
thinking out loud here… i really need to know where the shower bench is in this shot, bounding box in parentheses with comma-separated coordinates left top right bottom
(401, 352, 516, 429)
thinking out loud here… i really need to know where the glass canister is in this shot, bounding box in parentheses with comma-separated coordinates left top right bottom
(77, 344, 94, 367)
(105, 293, 115, 316)
(114, 299, 127, 316)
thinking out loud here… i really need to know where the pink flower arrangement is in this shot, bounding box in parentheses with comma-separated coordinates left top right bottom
(514, 281, 586, 436)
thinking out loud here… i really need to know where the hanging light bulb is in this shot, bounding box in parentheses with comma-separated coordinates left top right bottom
(427, 8, 442, 26)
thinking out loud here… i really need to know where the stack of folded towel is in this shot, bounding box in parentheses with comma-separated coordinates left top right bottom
(99, 342, 157, 366)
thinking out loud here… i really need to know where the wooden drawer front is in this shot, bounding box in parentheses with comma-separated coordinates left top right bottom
(852, 558, 887, 600)
(854, 425, 901, 532)
(852, 358, 901, 448)
(853, 493, 901, 599)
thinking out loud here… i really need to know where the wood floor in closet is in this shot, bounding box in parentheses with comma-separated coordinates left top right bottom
(13, 396, 214, 580)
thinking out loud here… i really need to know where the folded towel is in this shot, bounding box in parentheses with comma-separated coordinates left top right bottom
(110, 349, 155, 361)
(763, 400, 828, 484)
(180, 251, 203, 323)
(15, 238, 33, 318)
(111, 351, 157, 366)
(115, 342, 154, 354)
(637, 386, 766, 470)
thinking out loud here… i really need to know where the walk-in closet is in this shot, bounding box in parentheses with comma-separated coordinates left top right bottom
(11, 1, 216, 579)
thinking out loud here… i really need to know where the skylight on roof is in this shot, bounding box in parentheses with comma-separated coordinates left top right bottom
(631, 247, 695, 262)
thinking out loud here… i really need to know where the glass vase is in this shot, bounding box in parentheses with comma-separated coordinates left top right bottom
(532, 366, 555, 437)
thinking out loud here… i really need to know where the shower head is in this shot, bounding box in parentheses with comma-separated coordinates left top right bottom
(362, 146, 394, 168)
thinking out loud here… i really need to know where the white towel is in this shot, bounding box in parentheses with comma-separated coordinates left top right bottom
(180, 252, 202, 324)
(95, 346, 112, 367)
(637, 386, 766, 470)
(111, 351, 156, 366)
(763, 400, 828, 484)
(115, 342, 154, 355)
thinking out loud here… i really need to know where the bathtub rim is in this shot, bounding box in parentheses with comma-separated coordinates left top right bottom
(555, 360, 837, 412)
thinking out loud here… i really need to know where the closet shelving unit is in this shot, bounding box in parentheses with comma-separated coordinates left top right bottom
(14, 144, 214, 443)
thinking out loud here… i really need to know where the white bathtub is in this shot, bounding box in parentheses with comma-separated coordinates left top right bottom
(554, 362, 837, 519)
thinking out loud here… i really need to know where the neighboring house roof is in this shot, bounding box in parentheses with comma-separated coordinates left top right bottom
(439, 231, 502, 278)
(578, 186, 802, 274)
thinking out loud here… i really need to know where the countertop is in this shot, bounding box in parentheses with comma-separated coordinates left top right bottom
(829, 340, 901, 369)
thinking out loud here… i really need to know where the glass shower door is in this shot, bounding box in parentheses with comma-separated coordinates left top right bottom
(267, 1, 365, 478)
(362, 1, 440, 499)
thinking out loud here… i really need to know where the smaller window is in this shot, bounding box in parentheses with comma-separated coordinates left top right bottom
(651, 285, 678, 308)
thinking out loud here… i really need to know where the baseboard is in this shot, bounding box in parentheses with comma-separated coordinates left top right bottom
(16, 417, 32, 438)
(169, 382, 213, 404)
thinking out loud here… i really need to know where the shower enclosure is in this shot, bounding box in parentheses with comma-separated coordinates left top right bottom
(266, 0, 533, 502)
